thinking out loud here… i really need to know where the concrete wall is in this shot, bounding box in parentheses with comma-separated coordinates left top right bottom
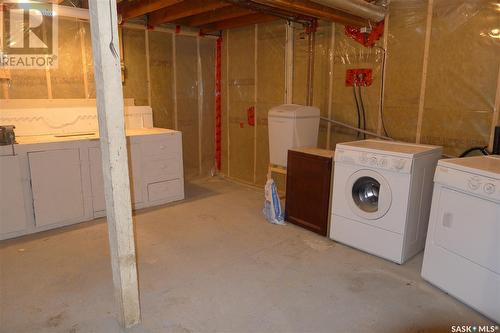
(221, 0, 500, 187)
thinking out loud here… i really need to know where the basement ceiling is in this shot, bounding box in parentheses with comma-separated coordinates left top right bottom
(117, 0, 374, 34)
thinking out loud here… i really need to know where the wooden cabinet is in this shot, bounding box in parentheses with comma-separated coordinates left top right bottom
(0, 156, 28, 235)
(285, 148, 334, 236)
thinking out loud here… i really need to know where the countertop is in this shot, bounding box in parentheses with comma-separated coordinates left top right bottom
(289, 147, 335, 158)
(14, 128, 178, 145)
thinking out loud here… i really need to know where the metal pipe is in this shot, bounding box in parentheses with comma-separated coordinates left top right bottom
(322, 116, 457, 159)
(320, 116, 394, 141)
(309, 0, 387, 22)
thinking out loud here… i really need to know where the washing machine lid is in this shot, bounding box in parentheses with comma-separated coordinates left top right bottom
(337, 139, 442, 158)
(438, 156, 500, 181)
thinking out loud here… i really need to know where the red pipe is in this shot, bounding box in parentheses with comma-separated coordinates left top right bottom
(215, 37, 222, 171)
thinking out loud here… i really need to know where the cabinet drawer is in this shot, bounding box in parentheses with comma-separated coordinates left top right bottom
(143, 155, 182, 183)
(147, 179, 183, 202)
(141, 135, 179, 158)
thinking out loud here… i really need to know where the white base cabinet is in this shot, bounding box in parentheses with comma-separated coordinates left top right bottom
(0, 129, 184, 240)
(89, 143, 143, 216)
(29, 149, 92, 227)
(0, 156, 28, 235)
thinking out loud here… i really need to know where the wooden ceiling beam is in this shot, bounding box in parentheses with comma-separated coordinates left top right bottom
(183, 6, 256, 27)
(248, 0, 370, 26)
(118, 0, 183, 21)
(200, 12, 278, 33)
(224, 0, 315, 24)
(148, 0, 231, 26)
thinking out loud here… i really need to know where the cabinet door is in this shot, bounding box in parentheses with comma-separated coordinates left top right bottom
(0, 156, 28, 235)
(29, 149, 85, 227)
(89, 144, 142, 214)
(285, 151, 333, 236)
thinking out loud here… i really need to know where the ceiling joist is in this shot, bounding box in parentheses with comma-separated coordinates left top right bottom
(117, 0, 372, 31)
(200, 12, 277, 33)
(118, 0, 183, 21)
(248, 0, 370, 26)
(182, 6, 256, 27)
(224, 0, 315, 25)
(148, 0, 231, 26)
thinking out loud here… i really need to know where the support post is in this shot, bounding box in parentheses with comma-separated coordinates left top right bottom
(0, 69, 10, 99)
(215, 37, 222, 172)
(306, 20, 317, 107)
(0, 81, 8, 99)
(285, 21, 294, 104)
(488, 68, 500, 152)
(326, 22, 335, 149)
(88, 0, 141, 328)
(415, 0, 434, 144)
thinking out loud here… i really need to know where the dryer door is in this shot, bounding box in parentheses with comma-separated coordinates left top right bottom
(433, 187, 500, 274)
(346, 169, 392, 220)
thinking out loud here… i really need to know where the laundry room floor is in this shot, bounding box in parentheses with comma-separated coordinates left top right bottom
(0, 177, 494, 333)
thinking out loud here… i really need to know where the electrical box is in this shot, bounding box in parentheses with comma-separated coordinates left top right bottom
(346, 69, 373, 87)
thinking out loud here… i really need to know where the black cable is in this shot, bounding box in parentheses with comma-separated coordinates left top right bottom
(459, 146, 490, 158)
(353, 84, 361, 138)
(358, 85, 367, 139)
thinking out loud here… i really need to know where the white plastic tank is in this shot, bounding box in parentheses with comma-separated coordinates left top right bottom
(268, 104, 320, 167)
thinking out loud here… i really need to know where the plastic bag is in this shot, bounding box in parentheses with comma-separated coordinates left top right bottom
(263, 178, 285, 225)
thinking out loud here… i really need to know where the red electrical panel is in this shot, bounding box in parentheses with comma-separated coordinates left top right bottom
(345, 21, 384, 48)
(346, 69, 373, 87)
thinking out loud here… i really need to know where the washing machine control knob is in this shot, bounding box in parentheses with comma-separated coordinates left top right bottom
(369, 157, 378, 166)
(468, 177, 481, 191)
(483, 183, 496, 195)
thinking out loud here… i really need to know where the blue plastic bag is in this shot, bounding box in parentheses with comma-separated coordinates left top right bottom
(263, 178, 285, 225)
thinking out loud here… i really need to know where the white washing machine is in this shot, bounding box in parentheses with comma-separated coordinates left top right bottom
(330, 140, 442, 264)
(421, 156, 500, 323)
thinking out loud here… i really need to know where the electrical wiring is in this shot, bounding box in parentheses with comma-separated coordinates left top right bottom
(357, 85, 367, 139)
(459, 146, 490, 158)
(320, 116, 394, 141)
(353, 84, 362, 138)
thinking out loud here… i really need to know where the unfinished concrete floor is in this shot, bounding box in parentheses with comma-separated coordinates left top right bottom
(0, 178, 494, 333)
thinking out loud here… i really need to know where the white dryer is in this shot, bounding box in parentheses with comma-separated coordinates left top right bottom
(421, 156, 500, 323)
(331, 140, 442, 264)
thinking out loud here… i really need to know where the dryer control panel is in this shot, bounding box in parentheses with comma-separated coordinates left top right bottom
(335, 149, 413, 174)
(435, 166, 500, 202)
